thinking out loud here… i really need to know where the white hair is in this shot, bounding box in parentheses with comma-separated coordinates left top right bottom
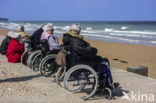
(12, 32, 21, 38)
(70, 23, 81, 34)
(41, 24, 46, 29)
(8, 31, 15, 37)
(43, 23, 53, 32)
(17, 25, 24, 32)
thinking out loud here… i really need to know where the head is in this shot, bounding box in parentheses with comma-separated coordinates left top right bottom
(41, 24, 46, 30)
(70, 23, 81, 35)
(12, 32, 21, 41)
(45, 23, 54, 34)
(43, 23, 53, 32)
(8, 31, 15, 37)
(18, 25, 24, 32)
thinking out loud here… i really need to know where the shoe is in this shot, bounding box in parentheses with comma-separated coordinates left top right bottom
(114, 82, 119, 88)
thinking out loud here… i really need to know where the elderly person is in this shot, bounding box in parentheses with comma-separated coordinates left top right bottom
(17, 25, 31, 43)
(31, 24, 46, 50)
(63, 24, 97, 58)
(63, 24, 118, 90)
(41, 23, 60, 51)
(62, 24, 98, 67)
(6, 32, 24, 63)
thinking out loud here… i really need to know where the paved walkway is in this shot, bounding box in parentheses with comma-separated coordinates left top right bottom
(0, 36, 156, 103)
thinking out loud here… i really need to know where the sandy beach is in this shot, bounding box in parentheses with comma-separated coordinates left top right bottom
(0, 29, 156, 79)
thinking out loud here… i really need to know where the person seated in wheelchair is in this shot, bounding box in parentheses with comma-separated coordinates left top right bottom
(40, 23, 60, 56)
(62, 23, 107, 68)
(31, 24, 46, 50)
(62, 24, 119, 93)
(16, 25, 31, 43)
(6, 32, 24, 63)
(62, 24, 117, 94)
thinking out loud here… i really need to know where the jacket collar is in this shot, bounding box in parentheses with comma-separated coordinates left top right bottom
(66, 30, 83, 39)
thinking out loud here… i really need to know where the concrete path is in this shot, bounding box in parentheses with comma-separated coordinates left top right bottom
(0, 36, 156, 103)
(0, 55, 84, 103)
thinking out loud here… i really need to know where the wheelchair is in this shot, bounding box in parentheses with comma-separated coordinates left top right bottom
(26, 50, 41, 68)
(21, 36, 34, 66)
(55, 52, 96, 87)
(56, 52, 115, 100)
(30, 39, 49, 72)
(21, 36, 41, 68)
(31, 39, 59, 77)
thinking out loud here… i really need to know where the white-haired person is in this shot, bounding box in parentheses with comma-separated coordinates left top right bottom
(17, 25, 31, 43)
(6, 32, 24, 63)
(62, 23, 98, 66)
(41, 23, 60, 51)
(62, 23, 119, 90)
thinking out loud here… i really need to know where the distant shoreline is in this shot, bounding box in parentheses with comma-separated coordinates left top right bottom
(7, 20, 156, 22)
(0, 17, 9, 21)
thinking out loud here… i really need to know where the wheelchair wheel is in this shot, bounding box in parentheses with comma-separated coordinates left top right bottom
(21, 50, 31, 65)
(27, 50, 41, 68)
(102, 87, 112, 99)
(39, 54, 57, 77)
(31, 52, 42, 72)
(64, 64, 98, 100)
(56, 66, 67, 87)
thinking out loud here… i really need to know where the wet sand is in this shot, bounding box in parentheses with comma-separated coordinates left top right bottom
(0, 29, 156, 78)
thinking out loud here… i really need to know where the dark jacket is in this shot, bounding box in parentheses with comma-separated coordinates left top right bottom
(0, 36, 11, 55)
(63, 33, 97, 58)
(31, 28, 44, 50)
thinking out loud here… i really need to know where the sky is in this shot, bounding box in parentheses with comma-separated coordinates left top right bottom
(0, 0, 156, 21)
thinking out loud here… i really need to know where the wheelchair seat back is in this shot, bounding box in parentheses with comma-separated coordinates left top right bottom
(66, 52, 108, 73)
(66, 51, 96, 69)
(40, 39, 50, 56)
(21, 37, 32, 50)
(40, 39, 60, 57)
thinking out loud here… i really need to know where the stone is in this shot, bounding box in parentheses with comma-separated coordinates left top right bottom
(127, 66, 148, 76)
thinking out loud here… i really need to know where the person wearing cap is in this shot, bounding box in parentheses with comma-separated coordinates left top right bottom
(17, 25, 31, 43)
(6, 32, 24, 63)
(62, 23, 98, 66)
(41, 23, 60, 51)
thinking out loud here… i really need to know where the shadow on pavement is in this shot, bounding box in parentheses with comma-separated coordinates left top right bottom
(0, 74, 41, 83)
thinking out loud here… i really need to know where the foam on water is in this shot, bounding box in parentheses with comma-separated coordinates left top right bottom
(109, 33, 154, 38)
(82, 33, 139, 42)
(54, 26, 63, 29)
(81, 30, 97, 34)
(0, 21, 156, 47)
(62, 26, 70, 30)
(104, 28, 156, 35)
(110, 33, 141, 37)
(86, 27, 92, 30)
(104, 28, 113, 32)
(150, 41, 156, 44)
(121, 26, 128, 30)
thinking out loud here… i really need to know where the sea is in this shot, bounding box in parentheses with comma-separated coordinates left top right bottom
(0, 21, 156, 47)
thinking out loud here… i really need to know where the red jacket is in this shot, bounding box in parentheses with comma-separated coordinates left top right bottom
(6, 38, 24, 63)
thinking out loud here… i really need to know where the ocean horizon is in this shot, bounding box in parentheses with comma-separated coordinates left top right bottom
(0, 21, 156, 47)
